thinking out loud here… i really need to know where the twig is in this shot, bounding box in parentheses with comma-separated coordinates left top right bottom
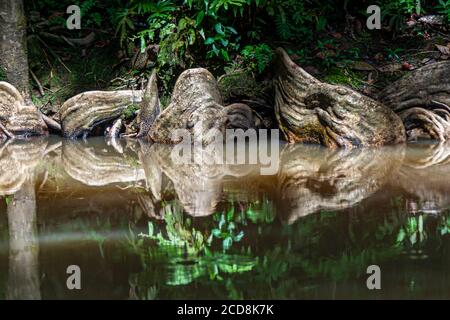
(30, 70, 45, 96)
(39, 31, 96, 47)
(40, 112, 62, 132)
(37, 36, 72, 73)
(0, 122, 14, 139)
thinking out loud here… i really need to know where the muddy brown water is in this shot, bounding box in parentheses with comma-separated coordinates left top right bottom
(1, 137, 450, 299)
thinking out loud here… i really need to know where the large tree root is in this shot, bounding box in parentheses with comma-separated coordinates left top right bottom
(379, 61, 450, 141)
(274, 48, 406, 148)
(148, 68, 227, 145)
(60, 89, 144, 139)
(136, 70, 160, 138)
(148, 68, 257, 145)
(0, 82, 48, 137)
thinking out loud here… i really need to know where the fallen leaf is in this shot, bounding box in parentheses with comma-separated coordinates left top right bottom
(378, 63, 403, 72)
(436, 44, 450, 55)
(348, 61, 376, 71)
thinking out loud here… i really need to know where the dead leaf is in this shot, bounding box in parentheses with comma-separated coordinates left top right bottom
(348, 61, 376, 71)
(378, 63, 403, 73)
(436, 44, 450, 56)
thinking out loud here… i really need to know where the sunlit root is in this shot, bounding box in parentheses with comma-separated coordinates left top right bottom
(60, 90, 144, 139)
(0, 82, 48, 138)
(149, 68, 227, 145)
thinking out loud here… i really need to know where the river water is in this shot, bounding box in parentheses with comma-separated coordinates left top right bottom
(0, 137, 450, 299)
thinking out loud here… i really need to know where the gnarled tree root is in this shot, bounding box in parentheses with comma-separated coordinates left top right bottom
(148, 68, 227, 145)
(380, 61, 450, 141)
(137, 70, 160, 138)
(0, 82, 48, 138)
(274, 48, 406, 148)
(399, 106, 450, 141)
(60, 89, 144, 139)
(148, 68, 258, 145)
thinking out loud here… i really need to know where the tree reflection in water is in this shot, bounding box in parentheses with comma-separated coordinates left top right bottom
(0, 138, 450, 299)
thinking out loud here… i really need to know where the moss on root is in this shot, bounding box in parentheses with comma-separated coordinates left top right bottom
(218, 70, 267, 104)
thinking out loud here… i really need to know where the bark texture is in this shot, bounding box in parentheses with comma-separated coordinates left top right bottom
(379, 61, 450, 141)
(0, 0, 30, 100)
(137, 70, 160, 138)
(0, 82, 48, 137)
(225, 103, 257, 129)
(274, 48, 406, 148)
(60, 90, 144, 138)
(149, 68, 227, 145)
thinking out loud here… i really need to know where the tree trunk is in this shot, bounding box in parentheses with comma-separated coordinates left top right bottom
(6, 176, 41, 300)
(0, 1, 48, 138)
(379, 61, 450, 141)
(0, 0, 31, 101)
(274, 48, 406, 148)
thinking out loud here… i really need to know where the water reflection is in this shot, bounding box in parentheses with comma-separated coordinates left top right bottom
(6, 176, 40, 300)
(62, 141, 146, 187)
(277, 144, 404, 224)
(0, 138, 450, 299)
(0, 140, 47, 196)
(395, 142, 450, 215)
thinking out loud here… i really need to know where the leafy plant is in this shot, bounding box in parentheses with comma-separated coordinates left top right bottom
(241, 44, 273, 74)
(211, 208, 245, 252)
(0, 66, 6, 81)
(437, 0, 450, 23)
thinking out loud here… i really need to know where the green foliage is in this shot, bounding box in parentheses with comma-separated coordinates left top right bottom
(437, 0, 450, 22)
(109, 0, 337, 75)
(262, 0, 330, 42)
(4, 196, 13, 206)
(121, 104, 140, 120)
(323, 67, 362, 89)
(241, 44, 273, 74)
(211, 209, 245, 252)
